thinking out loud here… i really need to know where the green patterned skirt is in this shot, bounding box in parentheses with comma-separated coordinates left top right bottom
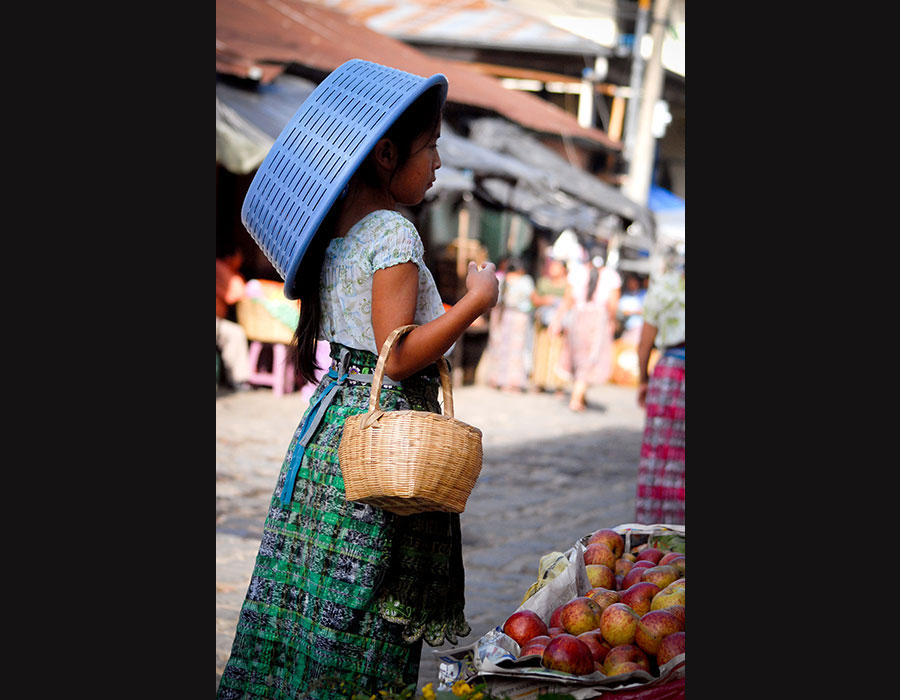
(218, 344, 471, 700)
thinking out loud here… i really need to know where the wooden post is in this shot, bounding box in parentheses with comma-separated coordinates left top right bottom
(456, 206, 469, 280)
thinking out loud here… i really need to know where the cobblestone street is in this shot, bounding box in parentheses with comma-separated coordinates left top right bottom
(216, 380, 646, 693)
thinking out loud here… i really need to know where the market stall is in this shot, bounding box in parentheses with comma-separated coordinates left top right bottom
(434, 523, 685, 699)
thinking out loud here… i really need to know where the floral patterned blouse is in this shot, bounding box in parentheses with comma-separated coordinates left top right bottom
(642, 269, 685, 349)
(319, 209, 446, 354)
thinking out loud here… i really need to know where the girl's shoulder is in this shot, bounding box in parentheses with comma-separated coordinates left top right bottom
(348, 209, 424, 271)
(353, 209, 417, 235)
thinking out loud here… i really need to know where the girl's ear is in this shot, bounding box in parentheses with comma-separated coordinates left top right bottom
(372, 137, 397, 171)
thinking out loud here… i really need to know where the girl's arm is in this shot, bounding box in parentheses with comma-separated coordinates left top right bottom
(371, 260, 499, 381)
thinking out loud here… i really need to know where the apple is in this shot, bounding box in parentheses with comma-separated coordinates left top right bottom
(519, 635, 551, 657)
(641, 565, 679, 589)
(560, 596, 604, 636)
(603, 644, 650, 675)
(659, 552, 681, 566)
(585, 564, 616, 590)
(587, 587, 621, 612)
(632, 559, 656, 570)
(549, 604, 565, 629)
(621, 552, 637, 563)
(650, 585, 685, 611)
(548, 626, 566, 638)
(541, 633, 595, 676)
(620, 566, 646, 590)
(656, 631, 686, 666)
(587, 528, 625, 558)
(634, 610, 684, 655)
(584, 543, 617, 570)
(502, 609, 548, 648)
(636, 547, 664, 564)
(604, 661, 644, 676)
(666, 604, 685, 627)
(615, 558, 634, 578)
(619, 582, 661, 616)
(599, 603, 640, 647)
(659, 552, 685, 576)
(577, 630, 612, 663)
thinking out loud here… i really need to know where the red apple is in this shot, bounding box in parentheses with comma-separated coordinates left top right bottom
(634, 610, 684, 655)
(615, 558, 634, 578)
(541, 633, 595, 676)
(603, 644, 650, 675)
(659, 551, 681, 566)
(584, 543, 617, 569)
(549, 604, 565, 629)
(650, 585, 685, 611)
(619, 582, 661, 616)
(599, 603, 640, 647)
(604, 661, 644, 676)
(548, 626, 566, 638)
(668, 557, 686, 577)
(620, 566, 646, 590)
(560, 596, 604, 636)
(666, 604, 685, 628)
(656, 631, 686, 666)
(587, 587, 621, 612)
(577, 630, 611, 663)
(636, 547, 664, 564)
(585, 564, 616, 590)
(519, 635, 551, 657)
(632, 559, 656, 570)
(621, 552, 637, 563)
(641, 565, 679, 589)
(503, 609, 548, 648)
(587, 529, 625, 559)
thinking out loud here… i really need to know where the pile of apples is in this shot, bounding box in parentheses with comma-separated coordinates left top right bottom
(502, 528, 685, 678)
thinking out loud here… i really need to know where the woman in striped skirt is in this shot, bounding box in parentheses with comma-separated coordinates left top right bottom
(635, 263, 685, 525)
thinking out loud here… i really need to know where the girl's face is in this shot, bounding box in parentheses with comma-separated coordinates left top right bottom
(389, 124, 442, 207)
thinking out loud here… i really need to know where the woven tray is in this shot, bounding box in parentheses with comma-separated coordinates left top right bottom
(338, 325, 483, 516)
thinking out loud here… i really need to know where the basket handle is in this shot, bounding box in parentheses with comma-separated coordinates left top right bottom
(368, 324, 454, 418)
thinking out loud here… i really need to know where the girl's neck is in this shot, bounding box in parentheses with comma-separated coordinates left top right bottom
(332, 180, 395, 238)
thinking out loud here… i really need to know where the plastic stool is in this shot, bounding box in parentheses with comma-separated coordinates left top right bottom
(247, 341, 295, 397)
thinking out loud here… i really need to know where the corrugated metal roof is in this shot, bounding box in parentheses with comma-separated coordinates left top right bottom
(215, 0, 620, 150)
(305, 0, 608, 54)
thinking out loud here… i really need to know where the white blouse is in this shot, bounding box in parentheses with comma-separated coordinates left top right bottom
(318, 209, 447, 355)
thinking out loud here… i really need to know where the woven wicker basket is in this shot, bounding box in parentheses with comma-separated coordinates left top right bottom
(338, 325, 483, 516)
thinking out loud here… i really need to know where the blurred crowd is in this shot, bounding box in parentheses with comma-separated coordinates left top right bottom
(480, 241, 654, 411)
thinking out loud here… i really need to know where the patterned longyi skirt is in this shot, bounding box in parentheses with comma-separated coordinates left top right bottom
(635, 353, 685, 525)
(218, 344, 470, 700)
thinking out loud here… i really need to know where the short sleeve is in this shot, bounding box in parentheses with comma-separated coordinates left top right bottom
(370, 213, 424, 273)
(642, 283, 662, 327)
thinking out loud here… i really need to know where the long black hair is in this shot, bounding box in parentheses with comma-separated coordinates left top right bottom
(289, 84, 445, 384)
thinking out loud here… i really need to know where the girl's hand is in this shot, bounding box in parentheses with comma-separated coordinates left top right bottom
(466, 261, 499, 313)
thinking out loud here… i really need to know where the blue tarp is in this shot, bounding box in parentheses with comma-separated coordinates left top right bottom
(648, 185, 685, 212)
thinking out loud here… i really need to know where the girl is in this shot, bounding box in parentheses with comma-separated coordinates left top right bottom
(218, 64, 499, 699)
